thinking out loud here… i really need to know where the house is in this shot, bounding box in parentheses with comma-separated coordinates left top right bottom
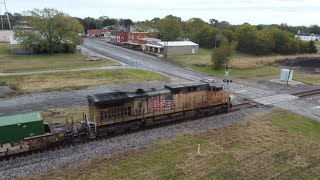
(295, 32, 320, 41)
(145, 41, 199, 56)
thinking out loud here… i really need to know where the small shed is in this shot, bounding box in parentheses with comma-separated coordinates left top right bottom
(0, 112, 44, 144)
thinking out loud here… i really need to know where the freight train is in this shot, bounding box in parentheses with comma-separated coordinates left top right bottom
(0, 82, 232, 157)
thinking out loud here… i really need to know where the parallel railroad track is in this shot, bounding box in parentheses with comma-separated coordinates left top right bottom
(292, 89, 320, 99)
(0, 101, 261, 162)
(292, 89, 320, 97)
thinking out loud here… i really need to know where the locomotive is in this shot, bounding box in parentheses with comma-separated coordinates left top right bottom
(0, 82, 231, 157)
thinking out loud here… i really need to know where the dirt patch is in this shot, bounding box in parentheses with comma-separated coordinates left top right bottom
(277, 58, 320, 73)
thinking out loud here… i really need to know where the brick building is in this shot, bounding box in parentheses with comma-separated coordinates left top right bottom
(111, 31, 128, 45)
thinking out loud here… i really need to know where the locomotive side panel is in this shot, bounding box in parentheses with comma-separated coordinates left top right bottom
(88, 82, 231, 128)
(207, 90, 230, 106)
(92, 101, 134, 125)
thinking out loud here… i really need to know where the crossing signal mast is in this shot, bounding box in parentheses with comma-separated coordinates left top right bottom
(0, 0, 11, 30)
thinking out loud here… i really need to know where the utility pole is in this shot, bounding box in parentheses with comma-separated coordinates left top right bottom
(164, 41, 168, 59)
(0, 0, 11, 30)
(287, 59, 293, 86)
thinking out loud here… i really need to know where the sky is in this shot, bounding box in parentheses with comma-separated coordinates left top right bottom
(4, 0, 320, 26)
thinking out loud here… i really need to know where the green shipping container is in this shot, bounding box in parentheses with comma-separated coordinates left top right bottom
(0, 112, 44, 144)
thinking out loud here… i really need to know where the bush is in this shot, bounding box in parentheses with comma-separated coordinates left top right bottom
(211, 40, 238, 69)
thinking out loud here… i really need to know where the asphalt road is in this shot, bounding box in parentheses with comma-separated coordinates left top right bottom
(82, 38, 211, 81)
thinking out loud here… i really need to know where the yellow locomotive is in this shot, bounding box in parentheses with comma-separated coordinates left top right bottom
(0, 82, 231, 157)
(88, 82, 231, 134)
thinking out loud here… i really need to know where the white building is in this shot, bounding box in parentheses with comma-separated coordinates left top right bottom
(145, 41, 199, 55)
(295, 32, 320, 41)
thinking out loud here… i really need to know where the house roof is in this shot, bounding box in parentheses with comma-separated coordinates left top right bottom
(296, 32, 320, 37)
(158, 41, 198, 47)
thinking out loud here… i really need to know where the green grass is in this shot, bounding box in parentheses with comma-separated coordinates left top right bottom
(24, 109, 320, 179)
(0, 43, 119, 73)
(269, 110, 320, 142)
(294, 74, 320, 85)
(0, 69, 166, 95)
(191, 65, 280, 78)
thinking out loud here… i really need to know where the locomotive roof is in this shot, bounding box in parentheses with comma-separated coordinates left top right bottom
(165, 82, 209, 89)
(88, 82, 224, 105)
(88, 92, 129, 103)
(88, 88, 171, 104)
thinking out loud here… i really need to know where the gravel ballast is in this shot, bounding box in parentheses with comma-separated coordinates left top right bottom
(0, 106, 270, 179)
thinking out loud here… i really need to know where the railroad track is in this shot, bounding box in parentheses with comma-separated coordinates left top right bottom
(0, 101, 261, 162)
(292, 89, 320, 99)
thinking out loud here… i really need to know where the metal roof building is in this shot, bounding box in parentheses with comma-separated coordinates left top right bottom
(145, 41, 199, 55)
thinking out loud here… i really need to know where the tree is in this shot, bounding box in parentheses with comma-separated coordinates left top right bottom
(119, 18, 133, 27)
(102, 17, 117, 26)
(254, 29, 275, 55)
(191, 26, 219, 48)
(211, 40, 238, 69)
(209, 19, 218, 26)
(308, 41, 318, 53)
(156, 15, 182, 41)
(80, 17, 96, 31)
(184, 18, 207, 34)
(15, 8, 84, 54)
(235, 24, 258, 54)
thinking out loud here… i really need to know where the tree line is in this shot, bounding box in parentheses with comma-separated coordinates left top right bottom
(8, 9, 319, 57)
(140, 16, 318, 55)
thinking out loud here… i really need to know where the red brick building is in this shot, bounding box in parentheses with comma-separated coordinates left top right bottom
(127, 32, 149, 44)
(114, 31, 128, 45)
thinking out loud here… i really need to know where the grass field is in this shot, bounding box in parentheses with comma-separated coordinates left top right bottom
(42, 106, 88, 124)
(167, 48, 320, 84)
(0, 69, 166, 95)
(24, 109, 320, 179)
(0, 43, 119, 73)
(315, 41, 320, 53)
